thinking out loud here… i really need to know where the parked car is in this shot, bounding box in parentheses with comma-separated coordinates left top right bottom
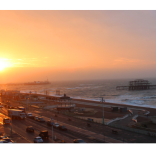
(3, 138, 14, 143)
(26, 126, 34, 132)
(34, 136, 43, 143)
(39, 130, 49, 139)
(34, 116, 39, 120)
(38, 117, 45, 122)
(47, 120, 54, 126)
(3, 118, 11, 124)
(0, 140, 8, 143)
(73, 139, 86, 143)
(59, 125, 67, 131)
(0, 105, 3, 108)
(53, 123, 59, 128)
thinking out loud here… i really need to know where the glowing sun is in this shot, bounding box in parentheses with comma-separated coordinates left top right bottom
(0, 59, 11, 71)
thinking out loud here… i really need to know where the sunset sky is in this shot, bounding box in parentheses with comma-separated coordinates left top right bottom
(0, 10, 156, 83)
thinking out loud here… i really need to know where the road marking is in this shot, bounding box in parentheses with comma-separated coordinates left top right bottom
(12, 130, 32, 143)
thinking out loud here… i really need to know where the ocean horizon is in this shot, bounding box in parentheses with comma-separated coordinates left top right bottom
(1, 78, 156, 109)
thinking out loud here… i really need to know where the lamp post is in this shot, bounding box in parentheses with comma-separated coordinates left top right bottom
(29, 91, 31, 107)
(102, 97, 105, 125)
(26, 96, 28, 113)
(51, 117, 54, 143)
(11, 114, 12, 135)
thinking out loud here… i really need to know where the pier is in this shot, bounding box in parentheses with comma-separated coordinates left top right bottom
(116, 79, 156, 90)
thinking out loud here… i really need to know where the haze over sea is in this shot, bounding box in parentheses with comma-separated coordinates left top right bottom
(1, 78, 156, 109)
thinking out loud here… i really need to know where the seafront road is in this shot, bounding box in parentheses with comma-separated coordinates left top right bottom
(0, 99, 156, 143)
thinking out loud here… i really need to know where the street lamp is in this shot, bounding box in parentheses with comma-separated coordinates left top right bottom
(26, 96, 29, 113)
(51, 117, 54, 143)
(101, 97, 105, 125)
(29, 91, 31, 107)
(11, 114, 12, 135)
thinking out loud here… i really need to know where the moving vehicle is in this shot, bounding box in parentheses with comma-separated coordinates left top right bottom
(59, 125, 67, 131)
(17, 106, 26, 113)
(26, 126, 34, 132)
(53, 123, 59, 128)
(47, 120, 54, 126)
(27, 113, 32, 117)
(0, 140, 8, 143)
(8, 109, 26, 119)
(3, 138, 14, 143)
(27, 113, 34, 119)
(73, 139, 86, 143)
(34, 116, 39, 120)
(38, 117, 45, 122)
(0, 136, 5, 139)
(39, 130, 49, 139)
(34, 136, 43, 143)
(3, 118, 11, 124)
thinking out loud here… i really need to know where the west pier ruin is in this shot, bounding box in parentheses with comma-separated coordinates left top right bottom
(116, 79, 156, 90)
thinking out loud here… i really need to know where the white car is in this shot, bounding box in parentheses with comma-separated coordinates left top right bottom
(0, 140, 8, 143)
(27, 113, 33, 117)
(2, 138, 14, 143)
(34, 116, 39, 120)
(34, 136, 43, 143)
(53, 123, 59, 128)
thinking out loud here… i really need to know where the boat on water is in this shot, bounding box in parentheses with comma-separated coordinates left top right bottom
(24, 80, 51, 85)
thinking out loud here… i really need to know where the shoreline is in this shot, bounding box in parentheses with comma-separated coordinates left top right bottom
(2, 91, 156, 115)
(71, 97, 156, 109)
(22, 92, 156, 111)
(46, 93, 156, 109)
(71, 98, 156, 116)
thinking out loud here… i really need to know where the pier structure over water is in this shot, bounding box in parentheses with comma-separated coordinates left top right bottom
(116, 79, 156, 90)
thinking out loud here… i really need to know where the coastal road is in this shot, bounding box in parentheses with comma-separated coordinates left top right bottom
(1, 100, 156, 143)
(0, 107, 105, 143)
(28, 104, 156, 143)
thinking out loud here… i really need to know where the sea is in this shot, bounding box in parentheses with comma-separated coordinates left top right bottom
(1, 78, 156, 109)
